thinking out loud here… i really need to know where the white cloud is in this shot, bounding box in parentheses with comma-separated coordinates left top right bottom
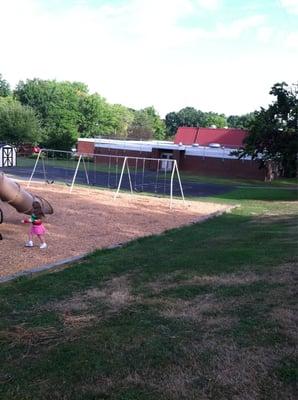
(280, 0, 298, 15)
(285, 32, 298, 48)
(0, 0, 297, 117)
(214, 15, 265, 39)
(195, 0, 222, 11)
(256, 27, 274, 43)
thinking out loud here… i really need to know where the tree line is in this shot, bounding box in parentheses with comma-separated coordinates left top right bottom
(0, 74, 297, 178)
(0, 74, 251, 149)
(236, 82, 297, 179)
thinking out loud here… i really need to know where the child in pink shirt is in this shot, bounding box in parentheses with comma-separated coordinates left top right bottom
(22, 201, 47, 249)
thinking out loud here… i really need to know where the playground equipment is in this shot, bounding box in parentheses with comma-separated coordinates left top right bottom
(27, 149, 185, 207)
(0, 172, 53, 239)
(113, 156, 185, 208)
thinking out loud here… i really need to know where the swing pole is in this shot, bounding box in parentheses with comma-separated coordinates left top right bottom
(126, 160, 133, 194)
(141, 158, 145, 191)
(174, 160, 185, 204)
(27, 149, 42, 188)
(107, 154, 111, 188)
(114, 157, 127, 199)
(134, 158, 138, 190)
(163, 160, 167, 194)
(42, 155, 47, 183)
(69, 155, 82, 193)
(81, 155, 90, 185)
(154, 159, 160, 193)
(170, 160, 175, 209)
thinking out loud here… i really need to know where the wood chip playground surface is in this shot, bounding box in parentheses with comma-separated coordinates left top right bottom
(0, 181, 231, 280)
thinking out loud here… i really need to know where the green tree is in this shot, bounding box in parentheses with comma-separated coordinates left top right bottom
(14, 79, 87, 150)
(108, 104, 134, 137)
(165, 111, 181, 136)
(0, 97, 43, 145)
(14, 78, 137, 147)
(202, 112, 227, 128)
(227, 113, 255, 129)
(143, 106, 166, 140)
(0, 74, 11, 97)
(127, 107, 165, 140)
(165, 107, 228, 137)
(165, 107, 204, 137)
(236, 82, 298, 179)
(177, 107, 203, 127)
(78, 93, 110, 137)
(128, 110, 155, 140)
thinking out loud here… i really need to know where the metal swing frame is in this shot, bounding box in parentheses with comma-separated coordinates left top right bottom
(27, 150, 185, 207)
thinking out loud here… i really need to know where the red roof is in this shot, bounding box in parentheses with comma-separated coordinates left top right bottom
(174, 127, 248, 148)
(174, 127, 198, 145)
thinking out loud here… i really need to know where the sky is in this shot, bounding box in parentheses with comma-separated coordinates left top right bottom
(0, 0, 297, 117)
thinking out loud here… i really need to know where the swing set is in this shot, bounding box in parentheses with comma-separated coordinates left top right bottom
(27, 149, 185, 207)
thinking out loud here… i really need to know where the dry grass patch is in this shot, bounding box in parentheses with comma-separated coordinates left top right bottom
(265, 263, 297, 285)
(86, 275, 137, 310)
(46, 275, 137, 327)
(81, 343, 297, 400)
(271, 308, 298, 342)
(145, 271, 261, 295)
(160, 295, 239, 330)
(145, 263, 297, 296)
(62, 313, 97, 328)
(0, 324, 61, 347)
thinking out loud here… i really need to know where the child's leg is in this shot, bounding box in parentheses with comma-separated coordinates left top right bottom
(37, 234, 47, 249)
(25, 232, 34, 247)
(37, 234, 46, 244)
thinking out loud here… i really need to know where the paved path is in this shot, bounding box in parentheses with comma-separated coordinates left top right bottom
(2, 165, 234, 197)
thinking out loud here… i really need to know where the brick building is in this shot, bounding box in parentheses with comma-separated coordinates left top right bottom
(77, 127, 264, 180)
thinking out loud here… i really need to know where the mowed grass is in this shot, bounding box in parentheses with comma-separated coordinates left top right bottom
(0, 185, 297, 400)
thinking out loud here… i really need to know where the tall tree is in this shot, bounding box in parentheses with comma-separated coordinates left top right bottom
(143, 106, 166, 140)
(202, 112, 227, 128)
(0, 97, 43, 145)
(165, 107, 204, 137)
(227, 113, 255, 129)
(177, 107, 202, 127)
(127, 107, 165, 140)
(165, 111, 181, 136)
(236, 82, 298, 180)
(14, 79, 88, 150)
(14, 78, 138, 147)
(0, 74, 11, 97)
(77, 93, 111, 137)
(165, 107, 229, 137)
(108, 104, 134, 137)
(127, 110, 155, 140)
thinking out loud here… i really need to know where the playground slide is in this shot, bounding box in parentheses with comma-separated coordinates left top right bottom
(0, 172, 53, 215)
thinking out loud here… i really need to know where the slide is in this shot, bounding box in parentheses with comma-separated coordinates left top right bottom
(0, 172, 53, 215)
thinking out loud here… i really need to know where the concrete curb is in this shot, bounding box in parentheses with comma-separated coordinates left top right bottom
(0, 243, 127, 284)
(0, 205, 237, 284)
(0, 253, 89, 283)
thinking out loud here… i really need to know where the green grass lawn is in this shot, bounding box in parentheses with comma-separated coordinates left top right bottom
(0, 186, 297, 399)
(180, 171, 298, 187)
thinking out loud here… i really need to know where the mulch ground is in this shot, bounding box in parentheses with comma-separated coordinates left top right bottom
(0, 181, 231, 280)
